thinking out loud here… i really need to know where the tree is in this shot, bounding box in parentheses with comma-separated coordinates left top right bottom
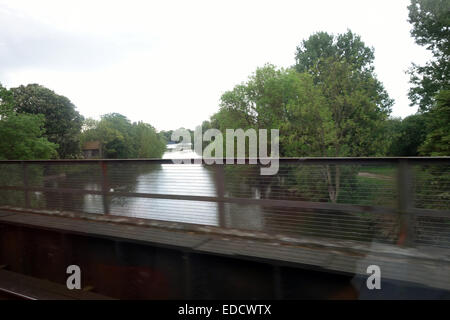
(212, 65, 300, 157)
(317, 58, 392, 156)
(10, 84, 84, 158)
(216, 37, 392, 157)
(407, 0, 450, 111)
(99, 113, 136, 158)
(294, 30, 393, 202)
(419, 89, 450, 155)
(81, 113, 131, 158)
(131, 122, 166, 158)
(287, 60, 392, 201)
(159, 130, 174, 144)
(0, 84, 58, 160)
(295, 30, 376, 77)
(210, 31, 393, 202)
(278, 70, 334, 157)
(82, 117, 99, 131)
(211, 63, 392, 202)
(387, 114, 428, 156)
(293, 31, 393, 154)
(80, 113, 165, 159)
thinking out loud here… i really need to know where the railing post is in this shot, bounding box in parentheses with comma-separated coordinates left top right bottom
(215, 164, 226, 228)
(22, 161, 30, 208)
(100, 161, 110, 214)
(397, 159, 415, 247)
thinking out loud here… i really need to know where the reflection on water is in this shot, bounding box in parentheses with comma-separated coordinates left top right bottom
(79, 145, 264, 228)
(124, 147, 219, 225)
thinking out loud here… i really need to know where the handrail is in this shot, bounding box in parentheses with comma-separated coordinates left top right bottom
(0, 156, 448, 164)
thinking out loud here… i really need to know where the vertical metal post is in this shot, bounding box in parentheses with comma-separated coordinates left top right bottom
(101, 161, 110, 214)
(22, 161, 30, 208)
(57, 164, 64, 212)
(397, 159, 415, 247)
(215, 164, 226, 228)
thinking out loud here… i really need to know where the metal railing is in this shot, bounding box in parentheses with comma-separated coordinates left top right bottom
(0, 157, 449, 248)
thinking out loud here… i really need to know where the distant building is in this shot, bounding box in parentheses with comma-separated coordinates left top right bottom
(82, 141, 102, 159)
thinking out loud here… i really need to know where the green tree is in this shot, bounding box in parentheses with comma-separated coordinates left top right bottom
(316, 58, 392, 156)
(406, 0, 449, 155)
(100, 113, 136, 158)
(131, 121, 166, 158)
(419, 89, 450, 155)
(294, 31, 393, 155)
(10, 84, 84, 158)
(216, 32, 393, 158)
(288, 60, 391, 201)
(295, 30, 376, 77)
(387, 114, 428, 156)
(80, 113, 165, 159)
(279, 70, 334, 157)
(81, 113, 131, 158)
(210, 31, 393, 202)
(159, 130, 174, 144)
(407, 0, 450, 111)
(0, 84, 58, 160)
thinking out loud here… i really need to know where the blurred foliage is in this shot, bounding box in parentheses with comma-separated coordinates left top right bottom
(387, 114, 428, 156)
(407, 0, 449, 111)
(80, 113, 166, 159)
(207, 30, 394, 202)
(419, 90, 450, 156)
(0, 83, 58, 160)
(10, 84, 83, 159)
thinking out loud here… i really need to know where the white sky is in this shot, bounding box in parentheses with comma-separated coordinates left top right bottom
(0, 0, 431, 131)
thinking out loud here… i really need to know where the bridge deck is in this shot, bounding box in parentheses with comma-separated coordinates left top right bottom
(1, 209, 449, 293)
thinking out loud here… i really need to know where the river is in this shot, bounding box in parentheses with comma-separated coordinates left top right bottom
(81, 145, 264, 229)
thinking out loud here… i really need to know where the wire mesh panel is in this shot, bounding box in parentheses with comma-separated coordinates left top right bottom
(223, 163, 397, 207)
(415, 215, 450, 248)
(221, 162, 400, 243)
(411, 163, 450, 248)
(0, 158, 448, 248)
(413, 164, 450, 210)
(0, 163, 25, 207)
(0, 163, 24, 187)
(109, 197, 220, 226)
(222, 204, 399, 243)
(106, 162, 218, 196)
(25, 162, 104, 214)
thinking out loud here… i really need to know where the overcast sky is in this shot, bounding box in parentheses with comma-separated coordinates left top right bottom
(0, 0, 431, 131)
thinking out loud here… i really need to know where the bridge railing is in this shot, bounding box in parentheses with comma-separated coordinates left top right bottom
(0, 157, 449, 248)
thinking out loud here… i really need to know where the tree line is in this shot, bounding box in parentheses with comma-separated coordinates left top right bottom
(199, 0, 449, 158)
(0, 84, 166, 160)
(80, 113, 165, 159)
(0, 0, 448, 161)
